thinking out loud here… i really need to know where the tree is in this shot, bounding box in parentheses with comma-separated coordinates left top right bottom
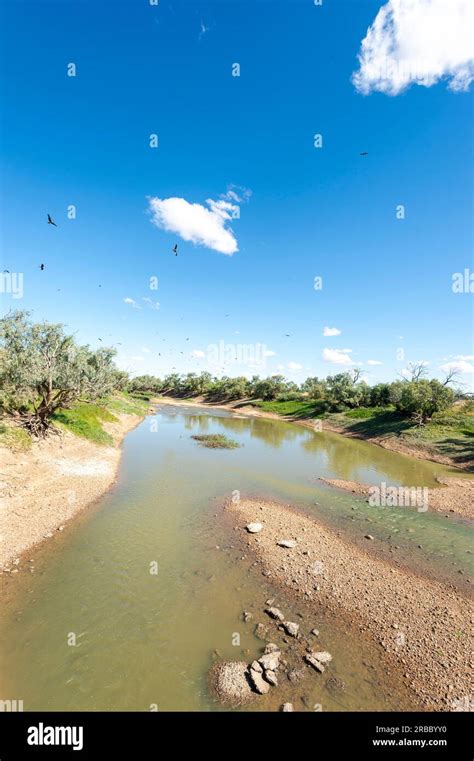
(254, 375, 288, 401)
(393, 379, 455, 424)
(0, 311, 118, 436)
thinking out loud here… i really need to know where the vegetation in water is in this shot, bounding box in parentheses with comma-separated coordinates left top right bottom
(191, 434, 241, 449)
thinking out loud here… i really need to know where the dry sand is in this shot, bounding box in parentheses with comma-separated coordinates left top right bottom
(224, 496, 473, 711)
(0, 412, 143, 568)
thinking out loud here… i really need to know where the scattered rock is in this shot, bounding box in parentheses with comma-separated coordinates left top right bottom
(310, 628, 320, 636)
(325, 676, 345, 694)
(265, 606, 285, 622)
(246, 523, 263, 534)
(264, 643, 280, 654)
(254, 623, 269, 640)
(277, 540, 297, 548)
(287, 668, 306, 684)
(280, 621, 299, 638)
(264, 670, 278, 686)
(314, 651, 333, 664)
(305, 653, 326, 673)
(250, 660, 263, 673)
(259, 651, 281, 672)
(281, 702, 294, 712)
(249, 667, 270, 695)
(365, 534, 374, 541)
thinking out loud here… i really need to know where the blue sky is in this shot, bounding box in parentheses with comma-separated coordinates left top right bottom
(1, 0, 473, 387)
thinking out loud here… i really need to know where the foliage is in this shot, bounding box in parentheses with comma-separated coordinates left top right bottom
(191, 434, 240, 449)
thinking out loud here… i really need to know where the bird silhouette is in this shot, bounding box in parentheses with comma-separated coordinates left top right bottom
(359, 152, 369, 156)
(3, 269, 9, 273)
(39, 264, 45, 271)
(172, 244, 178, 256)
(47, 214, 57, 226)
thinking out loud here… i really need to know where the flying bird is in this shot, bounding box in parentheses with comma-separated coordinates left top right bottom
(39, 264, 45, 271)
(47, 214, 57, 226)
(172, 244, 178, 256)
(359, 152, 369, 156)
(3, 269, 9, 273)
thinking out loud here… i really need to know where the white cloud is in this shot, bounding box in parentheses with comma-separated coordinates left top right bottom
(123, 297, 141, 309)
(264, 349, 276, 357)
(322, 348, 354, 366)
(148, 195, 240, 255)
(288, 361, 303, 370)
(323, 326, 341, 337)
(142, 297, 160, 310)
(192, 349, 205, 358)
(141, 347, 151, 354)
(367, 359, 383, 366)
(440, 359, 474, 374)
(352, 0, 474, 95)
(221, 185, 252, 204)
(454, 354, 474, 361)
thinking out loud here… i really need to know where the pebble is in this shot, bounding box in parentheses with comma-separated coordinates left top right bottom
(246, 523, 263, 534)
(281, 703, 294, 712)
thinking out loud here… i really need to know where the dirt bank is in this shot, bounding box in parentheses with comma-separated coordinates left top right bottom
(0, 412, 144, 569)
(224, 496, 473, 712)
(319, 477, 474, 522)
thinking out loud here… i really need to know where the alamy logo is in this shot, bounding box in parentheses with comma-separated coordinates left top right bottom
(0, 699, 23, 711)
(27, 723, 84, 751)
(368, 482, 428, 512)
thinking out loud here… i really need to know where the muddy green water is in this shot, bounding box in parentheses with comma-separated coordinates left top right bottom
(1, 405, 472, 711)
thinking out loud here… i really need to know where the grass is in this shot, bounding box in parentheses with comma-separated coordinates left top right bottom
(253, 399, 327, 418)
(52, 393, 149, 446)
(191, 433, 241, 449)
(52, 404, 118, 445)
(0, 422, 32, 451)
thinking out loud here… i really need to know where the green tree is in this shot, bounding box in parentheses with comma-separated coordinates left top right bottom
(0, 311, 119, 436)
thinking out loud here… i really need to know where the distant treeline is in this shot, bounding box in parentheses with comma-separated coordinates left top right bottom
(128, 366, 461, 424)
(0, 311, 464, 436)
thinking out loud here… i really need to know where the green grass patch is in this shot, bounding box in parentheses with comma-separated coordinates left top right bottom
(191, 434, 241, 449)
(107, 393, 149, 416)
(253, 399, 327, 418)
(51, 403, 118, 445)
(0, 422, 32, 451)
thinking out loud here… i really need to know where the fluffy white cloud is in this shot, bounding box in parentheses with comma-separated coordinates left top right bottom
(352, 0, 474, 95)
(367, 359, 383, 366)
(322, 348, 354, 366)
(288, 361, 303, 370)
(192, 349, 205, 358)
(454, 354, 474, 361)
(123, 297, 141, 309)
(323, 326, 341, 337)
(148, 195, 240, 255)
(440, 359, 474, 374)
(264, 349, 276, 357)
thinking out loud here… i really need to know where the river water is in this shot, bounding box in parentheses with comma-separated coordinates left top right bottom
(1, 405, 471, 711)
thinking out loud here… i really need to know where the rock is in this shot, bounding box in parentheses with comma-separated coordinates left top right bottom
(365, 534, 374, 540)
(246, 523, 263, 534)
(264, 643, 280, 654)
(305, 654, 326, 673)
(259, 651, 281, 671)
(243, 611, 253, 622)
(314, 651, 332, 664)
(310, 628, 320, 636)
(249, 667, 270, 695)
(325, 676, 345, 694)
(264, 670, 278, 686)
(209, 661, 254, 705)
(280, 621, 299, 638)
(277, 540, 297, 548)
(281, 703, 294, 712)
(265, 606, 285, 622)
(254, 623, 269, 640)
(250, 660, 263, 673)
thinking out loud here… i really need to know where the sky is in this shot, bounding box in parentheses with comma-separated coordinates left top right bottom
(1, 0, 473, 388)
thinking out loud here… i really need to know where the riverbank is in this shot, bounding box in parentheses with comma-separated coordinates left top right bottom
(223, 496, 473, 711)
(0, 411, 145, 569)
